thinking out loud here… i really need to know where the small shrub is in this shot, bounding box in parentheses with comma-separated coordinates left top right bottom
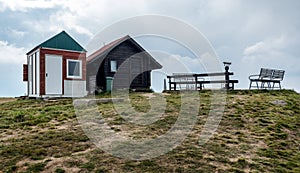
(27, 162, 46, 172)
(81, 162, 95, 171)
(14, 113, 25, 122)
(236, 158, 248, 169)
(55, 168, 65, 173)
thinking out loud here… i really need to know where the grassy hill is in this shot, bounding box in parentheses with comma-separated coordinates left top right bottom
(0, 90, 299, 172)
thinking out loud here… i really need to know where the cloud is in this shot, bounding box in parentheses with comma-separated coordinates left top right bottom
(21, 10, 93, 38)
(150, 52, 222, 75)
(16, 0, 149, 38)
(238, 34, 300, 91)
(48, 11, 94, 37)
(10, 29, 26, 38)
(149, 52, 192, 75)
(0, 0, 300, 94)
(0, 63, 25, 97)
(149, 53, 201, 92)
(0, 0, 60, 12)
(242, 35, 299, 72)
(0, 40, 26, 64)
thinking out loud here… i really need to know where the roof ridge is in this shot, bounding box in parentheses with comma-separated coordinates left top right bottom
(27, 31, 86, 55)
(87, 35, 130, 62)
(86, 35, 162, 70)
(38, 31, 65, 47)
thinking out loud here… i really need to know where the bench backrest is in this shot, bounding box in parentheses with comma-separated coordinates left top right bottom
(259, 68, 274, 79)
(272, 70, 285, 80)
(172, 73, 195, 82)
(259, 68, 285, 80)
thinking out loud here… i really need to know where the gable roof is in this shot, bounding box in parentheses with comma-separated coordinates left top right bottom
(27, 31, 86, 55)
(87, 35, 130, 62)
(87, 35, 162, 70)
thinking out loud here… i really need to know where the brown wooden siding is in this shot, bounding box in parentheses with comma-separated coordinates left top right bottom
(23, 64, 28, 81)
(34, 52, 37, 95)
(40, 52, 45, 95)
(96, 40, 150, 90)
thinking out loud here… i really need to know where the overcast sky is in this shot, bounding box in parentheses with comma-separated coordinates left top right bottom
(0, 0, 299, 96)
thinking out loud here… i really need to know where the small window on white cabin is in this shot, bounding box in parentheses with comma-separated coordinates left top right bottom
(67, 59, 82, 79)
(110, 60, 117, 72)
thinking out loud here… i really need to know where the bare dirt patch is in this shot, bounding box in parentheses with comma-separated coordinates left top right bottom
(0, 98, 17, 104)
(141, 93, 157, 99)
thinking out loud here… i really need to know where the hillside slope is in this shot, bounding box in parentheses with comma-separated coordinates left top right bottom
(0, 90, 299, 172)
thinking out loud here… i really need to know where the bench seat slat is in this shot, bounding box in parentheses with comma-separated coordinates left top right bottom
(170, 81, 197, 84)
(170, 80, 238, 84)
(198, 80, 239, 84)
(194, 72, 234, 77)
(250, 79, 281, 82)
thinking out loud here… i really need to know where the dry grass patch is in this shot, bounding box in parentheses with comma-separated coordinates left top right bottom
(0, 90, 299, 172)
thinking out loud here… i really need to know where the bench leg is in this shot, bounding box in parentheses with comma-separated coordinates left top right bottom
(261, 82, 265, 89)
(273, 82, 281, 90)
(271, 82, 281, 90)
(249, 81, 258, 89)
(266, 82, 269, 89)
(249, 81, 256, 89)
(279, 82, 281, 90)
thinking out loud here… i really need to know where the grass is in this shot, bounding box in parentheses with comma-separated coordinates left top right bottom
(0, 90, 299, 172)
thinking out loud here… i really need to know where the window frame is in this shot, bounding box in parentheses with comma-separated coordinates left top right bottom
(110, 60, 117, 72)
(67, 59, 82, 79)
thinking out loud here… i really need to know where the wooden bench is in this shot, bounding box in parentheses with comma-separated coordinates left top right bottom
(167, 72, 239, 91)
(167, 73, 203, 91)
(249, 68, 285, 89)
(170, 73, 197, 90)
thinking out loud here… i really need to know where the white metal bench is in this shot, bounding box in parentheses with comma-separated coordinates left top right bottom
(249, 68, 285, 89)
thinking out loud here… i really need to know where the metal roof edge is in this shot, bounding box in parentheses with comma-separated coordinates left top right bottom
(26, 30, 86, 55)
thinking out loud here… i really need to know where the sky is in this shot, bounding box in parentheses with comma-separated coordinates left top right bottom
(0, 0, 299, 96)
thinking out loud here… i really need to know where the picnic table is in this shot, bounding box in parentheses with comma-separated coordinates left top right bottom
(167, 62, 238, 91)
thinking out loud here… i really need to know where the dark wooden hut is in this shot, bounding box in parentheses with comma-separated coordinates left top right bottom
(86, 35, 162, 93)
